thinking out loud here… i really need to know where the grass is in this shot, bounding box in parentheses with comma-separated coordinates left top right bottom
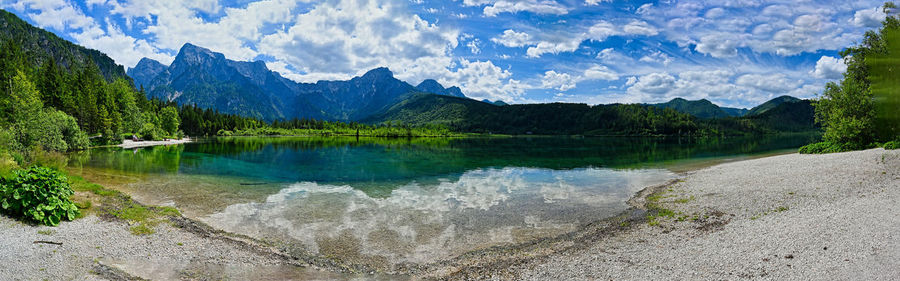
(645, 188, 685, 226)
(750, 206, 790, 220)
(673, 195, 695, 204)
(110, 202, 181, 235)
(64, 168, 182, 235)
(37, 229, 54, 235)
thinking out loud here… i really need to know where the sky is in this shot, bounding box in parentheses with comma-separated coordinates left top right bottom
(0, 0, 891, 108)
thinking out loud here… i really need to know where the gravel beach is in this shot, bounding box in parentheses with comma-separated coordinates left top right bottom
(511, 148, 900, 280)
(118, 138, 192, 149)
(0, 215, 352, 280)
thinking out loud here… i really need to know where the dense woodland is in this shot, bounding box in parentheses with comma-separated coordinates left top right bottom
(364, 93, 812, 136)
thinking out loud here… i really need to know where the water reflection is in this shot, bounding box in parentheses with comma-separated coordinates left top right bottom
(73, 134, 819, 192)
(68, 134, 819, 269)
(204, 167, 673, 268)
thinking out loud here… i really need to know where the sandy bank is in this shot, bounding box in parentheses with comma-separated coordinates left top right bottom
(509, 148, 900, 280)
(118, 138, 192, 149)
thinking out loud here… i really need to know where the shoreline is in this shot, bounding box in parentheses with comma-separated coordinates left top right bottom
(510, 148, 900, 280)
(2, 148, 895, 279)
(117, 138, 192, 149)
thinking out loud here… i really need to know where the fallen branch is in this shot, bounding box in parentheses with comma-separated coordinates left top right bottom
(33, 240, 62, 245)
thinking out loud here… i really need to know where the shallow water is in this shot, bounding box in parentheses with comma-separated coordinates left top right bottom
(67, 134, 818, 269)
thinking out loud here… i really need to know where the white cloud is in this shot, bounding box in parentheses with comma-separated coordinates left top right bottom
(628, 72, 676, 96)
(638, 50, 673, 66)
(541, 70, 577, 91)
(587, 20, 619, 41)
(695, 34, 741, 58)
(852, 7, 886, 27)
(640, 1, 885, 58)
(585, 0, 611, 6)
(467, 39, 482, 54)
(521, 20, 660, 58)
(526, 37, 582, 57)
(735, 73, 803, 93)
(257, 0, 459, 83)
(810, 56, 847, 80)
(442, 59, 527, 101)
(463, 0, 570, 17)
(109, 0, 300, 64)
(491, 29, 533, 47)
(625, 76, 637, 86)
(622, 20, 659, 36)
(582, 64, 619, 81)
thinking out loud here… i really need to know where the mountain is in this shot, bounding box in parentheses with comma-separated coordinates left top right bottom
(481, 99, 508, 106)
(303, 67, 417, 120)
(366, 94, 705, 135)
(134, 43, 307, 120)
(746, 95, 802, 116)
(127, 58, 167, 90)
(416, 79, 466, 98)
(648, 98, 733, 119)
(370, 94, 818, 135)
(131, 44, 468, 121)
(743, 99, 815, 131)
(0, 9, 129, 82)
(721, 107, 750, 117)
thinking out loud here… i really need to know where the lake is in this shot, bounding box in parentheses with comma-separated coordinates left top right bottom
(66, 134, 818, 270)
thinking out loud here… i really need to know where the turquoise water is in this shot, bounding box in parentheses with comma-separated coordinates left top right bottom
(69, 134, 818, 269)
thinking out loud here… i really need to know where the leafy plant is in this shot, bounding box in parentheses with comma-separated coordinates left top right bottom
(0, 166, 80, 226)
(799, 141, 845, 154)
(884, 140, 900, 150)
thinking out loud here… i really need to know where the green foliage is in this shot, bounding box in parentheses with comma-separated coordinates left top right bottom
(0, 166, 80, 226)
(866, 21, 900, 141)
(160, 106, 180, 136)
(798, 141, 847, 154)
(139, 123, 163, 141)
(2, 71, 89, 153)
(884, 141, 900, 150)
(813, 4, 900, 149)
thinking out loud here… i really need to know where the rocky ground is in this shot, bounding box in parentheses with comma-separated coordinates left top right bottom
(509, 148, 900, 280)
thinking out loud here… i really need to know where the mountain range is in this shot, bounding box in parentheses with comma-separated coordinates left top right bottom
(648, 95, 804, 119)
(128, 44, 474, 121)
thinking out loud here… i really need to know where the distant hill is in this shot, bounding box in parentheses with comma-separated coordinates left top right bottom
(369, 94, 817, 135)
(746, 95, 801, 116)
(721, 107, 750, 117)
(743, 99, 816, 131)
(481, 99, 509, 106)
(128, 44, 470, 121)
(366, 94, 707, 135)
(0, 9, 129, 82)
(415, 79, 466, 98)
(648, 98, 742, 119)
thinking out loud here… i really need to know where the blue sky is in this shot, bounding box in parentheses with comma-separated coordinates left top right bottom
(1, 0, 890, 108)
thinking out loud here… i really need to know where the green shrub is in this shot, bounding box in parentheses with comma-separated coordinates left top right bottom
(885, 140, 900, 150)
(0, 166, 80, 226)
(139, 123, 162, 141)
(799, 141, 845, 154)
